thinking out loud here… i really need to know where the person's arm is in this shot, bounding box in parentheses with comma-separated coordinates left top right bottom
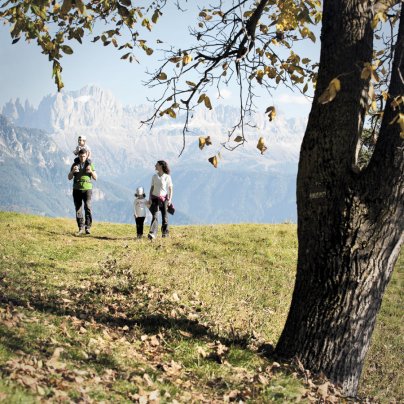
(168, 185, 173, 204)
(86, 164, 97, 180)
(149, 176, 154, 202)
(167, 176, 173, 203)
(68, 164, 77, 180)
(148, 185, 154, 203)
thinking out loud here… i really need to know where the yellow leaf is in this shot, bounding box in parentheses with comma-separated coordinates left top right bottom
(257, 137, 268, 155)
(370, 100, 377, 111)
(183, 54, 192, 65)
(234, 135, 243, 142)
(266, 67, 276, 79)
(318, 78, 341, 104)
(265, 106, 276, 121)
(331, 78, 341, 91)
(204, 96, 212, 109)
(300, 27, 309, 38)
(389, 113, 404, 137)
(157, 72, 167, 80)
(371, 70, 380, 83)
(391, 95, 404, 110)
(199, 136, 212, 150)
(372, 12, 387, 29)
(186, 80, 196, 87)
(256, 69, 264, 84)
(208, 155, 218, 168)
(199, 137, 206, 150)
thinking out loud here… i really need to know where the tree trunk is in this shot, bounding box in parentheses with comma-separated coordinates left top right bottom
(275, 0, 404, 396)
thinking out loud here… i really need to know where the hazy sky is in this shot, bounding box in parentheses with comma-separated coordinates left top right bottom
(0, 3, 318, 118)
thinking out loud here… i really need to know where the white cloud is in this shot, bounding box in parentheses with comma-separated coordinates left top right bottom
(216, 88, 232, 100)
(277, 94, 311, 105)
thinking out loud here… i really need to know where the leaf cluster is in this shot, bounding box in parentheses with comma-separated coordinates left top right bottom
(0, 0, 166, 89)
(143, 0, 322, 156)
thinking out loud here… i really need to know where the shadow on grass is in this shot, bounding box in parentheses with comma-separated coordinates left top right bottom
(38, 227, 135, 241)
(0, 326, 35, 355)
(0, 290, 270, 353)
(89, 236, 136, 241)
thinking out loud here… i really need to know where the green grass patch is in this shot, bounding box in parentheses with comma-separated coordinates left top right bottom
(0, 212, 402, 402)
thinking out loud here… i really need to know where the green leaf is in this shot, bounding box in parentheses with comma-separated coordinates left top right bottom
(308, 31, 316, 43)
(118, 5, 130, 17)
(142, 18, 152, 31)
(197, 94, 206, 103)
(204, 96, 212, 109)
(61, 45, 73, 55)
(152, 9, 161, 24)
(167, 108, 176, 118)
(52, 61, 64, 91)
(60, 0, 72, 15)
(75, 0, 86, 15)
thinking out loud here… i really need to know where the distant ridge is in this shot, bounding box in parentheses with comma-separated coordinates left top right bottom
(0, 86, 305, 224)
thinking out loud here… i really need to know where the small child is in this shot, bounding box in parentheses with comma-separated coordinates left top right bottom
(73, 135, 92, 164)
(133, 186, 148, 238)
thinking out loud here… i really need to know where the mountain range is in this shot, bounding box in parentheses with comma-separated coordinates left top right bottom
(0, 85, 306, 225)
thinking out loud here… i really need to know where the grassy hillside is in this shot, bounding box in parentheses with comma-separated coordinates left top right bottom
(0, 212, 402, 402)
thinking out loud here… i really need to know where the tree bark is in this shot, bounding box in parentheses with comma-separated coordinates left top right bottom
(275, 0, 404, 396)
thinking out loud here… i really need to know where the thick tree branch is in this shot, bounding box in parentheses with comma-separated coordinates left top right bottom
(366, 2, 404, 186)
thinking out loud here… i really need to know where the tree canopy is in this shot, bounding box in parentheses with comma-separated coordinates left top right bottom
(1, 0, 401, 158)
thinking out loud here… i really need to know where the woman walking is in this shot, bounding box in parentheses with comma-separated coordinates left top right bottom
(148, 160, 173, 240)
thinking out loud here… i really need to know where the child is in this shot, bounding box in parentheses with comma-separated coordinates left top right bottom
(133, 186, 148, 238)
(73, 135, 92, 164)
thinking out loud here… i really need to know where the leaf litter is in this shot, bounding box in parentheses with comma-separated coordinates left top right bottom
(0, 253, 366, 403)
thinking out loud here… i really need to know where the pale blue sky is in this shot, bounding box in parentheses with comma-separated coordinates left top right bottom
(0, 2, 319, 117)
